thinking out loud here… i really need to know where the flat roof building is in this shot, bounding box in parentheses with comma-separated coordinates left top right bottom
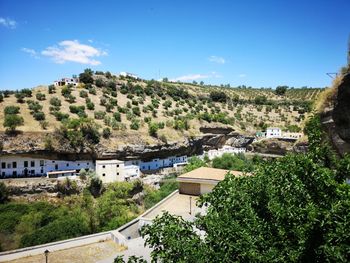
(177, 167, 244, 195)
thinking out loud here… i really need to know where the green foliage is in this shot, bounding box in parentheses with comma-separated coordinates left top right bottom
(48, 85, 56, 94)
(183, 156, 207, 173)
(57, 177, 79, 196)
(254, 95, 268, 105)
(50, 97, 61, 107)
(4, 114, 24, 132)
(102, 127, 111, 138)
(94, 110, 106, 120)
(141, 115, 350, 262)
(212, 153, 254, 171)
(130, 119, 140, 130)
(210, 90, 227, 102)
(79, 68, 94, 84)
(4, 106, 20, 115)
(113, 112, 121, 122)
(275, 85, 288, 96)
(33, 111, 45, 121)
(79, 90, 88, 98)
(35, 92, 46, 101)
(0, 183, 9, 204)
(95, 78, 105, 88)
(88, 176, 104, 198)
(148, 122, 159, 137)
(286, 124, 301, 132)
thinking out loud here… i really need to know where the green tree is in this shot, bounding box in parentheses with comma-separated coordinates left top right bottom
(183, 156, 207, 173)
(4, 106, 20, 115)
(79, 69, 94, 84)
(275, 85, 288, 96)
(4, 114, 24, 132)
(141, 115, 350, 262)
(148, 122, 159, 137)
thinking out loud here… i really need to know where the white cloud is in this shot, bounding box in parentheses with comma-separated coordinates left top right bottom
(41, 40, 107, 65)
(21, 48, 39, 59)
(208, 55, 226, 64)
(238, 74, 246, 78)
(0, 17, 17, 29)
(170, 72, 222, 82)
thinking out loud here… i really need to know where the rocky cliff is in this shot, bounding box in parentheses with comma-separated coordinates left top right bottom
(321, 72, 350, 156)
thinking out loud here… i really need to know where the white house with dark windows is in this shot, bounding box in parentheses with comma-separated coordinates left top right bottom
(0, 155, 94, 178)
(265, 127, 282, 138)
(129, 155, 188, 171)
(205, 146, 246, 160)
(54, 77, 79, 87)
(95, 160, 125, 183)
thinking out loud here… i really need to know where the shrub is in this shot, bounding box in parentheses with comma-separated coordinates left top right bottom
(40, 120, 49, 130)
(36, 92, 46, 101)
(113, 112, 121, 122)
(33, 111, 45, 121)
(61, 86, 72, 97)
(4, 114, 24, 132)
(130, 119, 140, 130)
(79, 90, 88, 98)
(48, 85, 56, 94)
(107, 81, 117, 90)
(132, 106, 141, 116)
(50, 97, 61, 107)
(4, 106, 20, 115)
(54, 112, 69, 121)
(102, 127, 111, 139)
(0, 182, 9, 203)
(210, 91, 227, 102)
(66, 94, 76, 103)
(86, 101, 95, 110)
(94, 111, 106, 120)
(15, 93, 26, 103)
(148, 122, 159, 137)
(95, 78, 105, 88)
(79, 68, 94, 84)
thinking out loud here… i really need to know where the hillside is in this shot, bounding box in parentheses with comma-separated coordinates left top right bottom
(0, 70, 322, 153)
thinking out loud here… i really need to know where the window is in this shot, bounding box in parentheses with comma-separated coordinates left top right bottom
(1, 172, 5, 177)
(55, 164, 58, 170)
(31, 161, 35, 167)
(40, 168, 44, 174)
(1, 162, 6, 169)
(31, 170, 35, 174)
(87, 163, 89, 165)
(102, 165, 106, 168)
(24, 161, 28, 168)
(117, 164, 119, 168)
(13, 162, 17, 168)
(102, 173, 106, 176)
(78, 163, 80, 166)
(52, 161, 55, 163)
(117, 172, 119, 175)
(7, 163, 11, 169)
(66, 163, 69, 167)
(40, 160, 44, 166)
(13, 171, 17, 176)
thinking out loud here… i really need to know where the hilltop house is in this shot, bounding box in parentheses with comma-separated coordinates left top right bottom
(205, 146, 246, 160)
(54, 77, 79, 87)
(119, 72, 139, 79)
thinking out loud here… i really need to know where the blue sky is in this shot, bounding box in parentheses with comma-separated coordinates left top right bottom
(0, 0, 349, 90)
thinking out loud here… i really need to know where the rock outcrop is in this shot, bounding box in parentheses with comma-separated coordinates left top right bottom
(321, 72, 350, 156)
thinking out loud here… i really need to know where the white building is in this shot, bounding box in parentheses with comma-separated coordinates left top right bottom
(119, 72, 139, 79)
(95, 160, 125, 183)
(282, 132, 303, 139)
(266, 127, 282, 138)
(124, 165, 140, 181)
(205, 146, 246, 160)
(0, 155, 94, 178)
(54, 77, 79, 87)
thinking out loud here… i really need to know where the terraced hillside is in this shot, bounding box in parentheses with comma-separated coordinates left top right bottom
(0, 70, 323, 146)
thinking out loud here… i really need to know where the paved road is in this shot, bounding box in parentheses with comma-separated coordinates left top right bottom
(97, 237, 152, 263)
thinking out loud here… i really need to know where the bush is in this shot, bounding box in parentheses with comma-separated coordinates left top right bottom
(95, 78, 105, 88)
(94, 111, 106, 120)
(79, 68, 94, 84)
(33, 111, 45, 121)
(148, 122, 159, 137)
(102, 127, 111, 139)
(79, 90, 88, 98)
(4, 106, 20, 115)
(48, 85, 56, 94)
(50, 97, 61, 107)
(113, 112, 121, 122)
(212, 153, 253, 171)
(3, 114, 24, 132)
(130, 119, 140, 130)
(132, 106, 141, 116)
(54, 112, 69, 121)
(210, 91, 227, 102)
(15, 93, 26, 103)
(36, 92, 46, 101)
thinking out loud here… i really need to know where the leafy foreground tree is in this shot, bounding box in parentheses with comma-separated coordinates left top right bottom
(140, 115, 350, 262)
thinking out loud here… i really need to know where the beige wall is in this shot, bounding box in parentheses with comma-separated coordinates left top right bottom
(200, 184, 215, 194)
(96, 160, 125, 183)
